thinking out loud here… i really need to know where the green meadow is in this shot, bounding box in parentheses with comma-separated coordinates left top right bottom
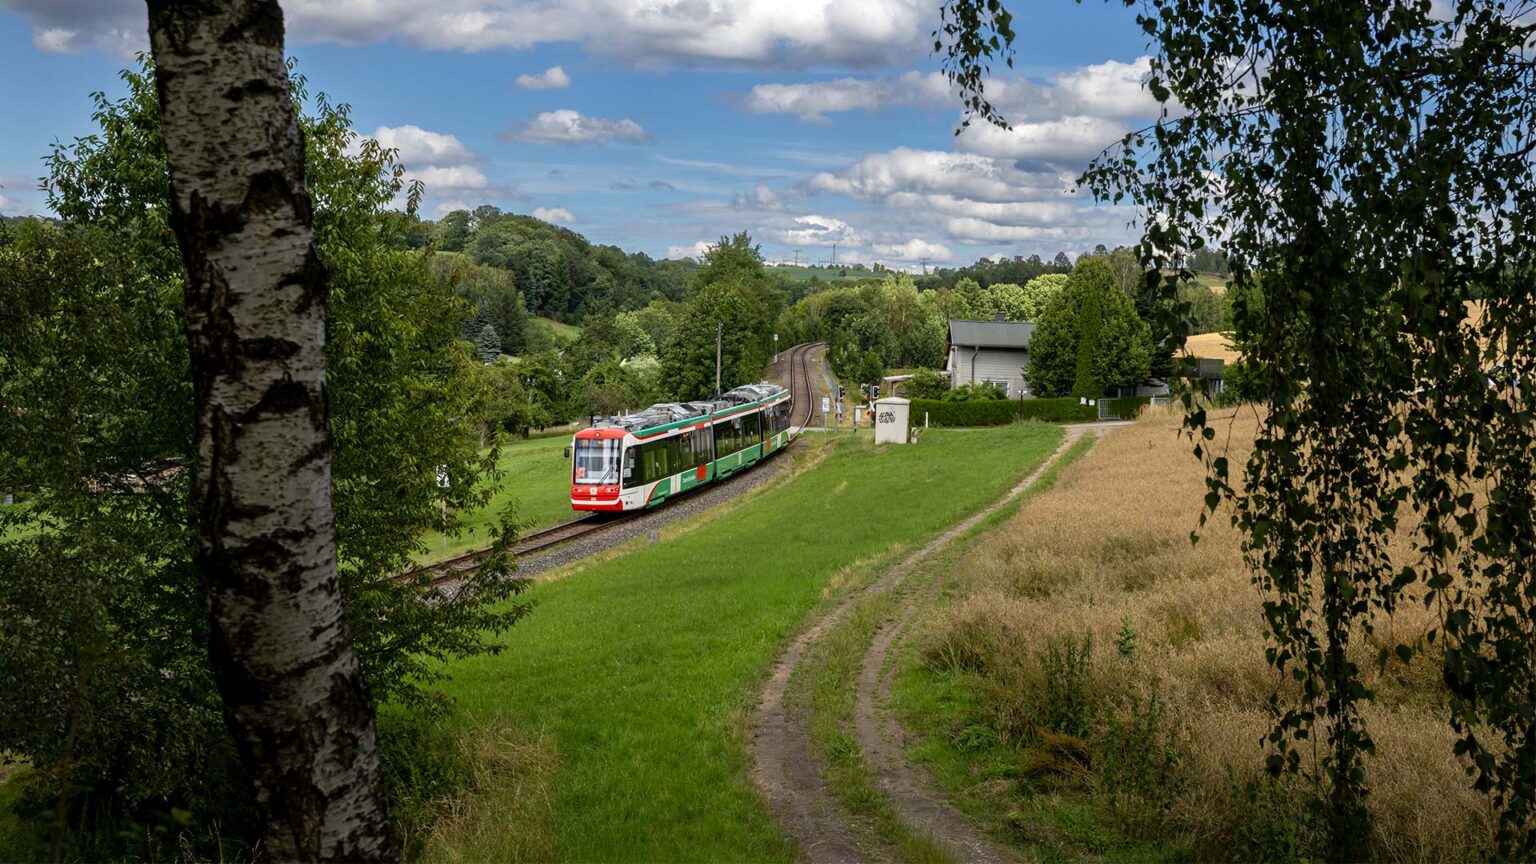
(423, 423, 1062, 861)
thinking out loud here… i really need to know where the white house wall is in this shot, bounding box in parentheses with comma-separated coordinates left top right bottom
(948, 346, 1031, 397)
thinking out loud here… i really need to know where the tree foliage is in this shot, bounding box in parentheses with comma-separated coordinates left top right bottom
(0, 64, 528, 856)
(434, 207, 694, 322)
(1073, 0, 1536, 856)
(657, 233, 782, 399)
(1027, 256, 1152, 398)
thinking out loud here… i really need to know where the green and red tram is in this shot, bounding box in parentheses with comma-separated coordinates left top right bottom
(570, 383, 793, 512)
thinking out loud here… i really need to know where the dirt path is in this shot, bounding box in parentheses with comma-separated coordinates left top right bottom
(854, 426, 1108, 863)
(751, 426, 1102, 863)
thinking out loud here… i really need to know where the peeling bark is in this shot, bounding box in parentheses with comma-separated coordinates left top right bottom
(145, 1, 395, 859)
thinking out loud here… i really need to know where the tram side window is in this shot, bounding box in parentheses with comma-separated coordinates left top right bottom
(621, 446, 639, 489)
(690, 429, 711, 465)
(716, 419, 741, 456)
(743, 411, 761, 442)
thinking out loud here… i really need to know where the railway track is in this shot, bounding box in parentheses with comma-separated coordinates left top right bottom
(786, 341, 825, 429)
(399, 513, 623, 589)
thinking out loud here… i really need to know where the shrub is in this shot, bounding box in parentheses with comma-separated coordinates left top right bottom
(1016, 397, 1097, 423)
(904, 367, 950, 400)
(910, 398, 1019, 427)
(941, 381, 1007, 401)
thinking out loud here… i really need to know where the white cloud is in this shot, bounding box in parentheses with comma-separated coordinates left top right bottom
(667, 240, 713, 259)
(741, 71, 949, 122)
(370, 125, 476, 166)
(739, 57, 1159, 151)
(514, 66, 572, 90)
(1050, 57, 1157, 119)
(759, 213, 866, 248)
(794, 146, 1137, 254)
(5, 0, 932, 67)
(803, 148, 1071, 204)
(955, 115, 1128, 167)
(532, 206, 575, 224)
(870, 238, 953, 263)
(505, 110, 648, 145)
(414, 165, 490, 189)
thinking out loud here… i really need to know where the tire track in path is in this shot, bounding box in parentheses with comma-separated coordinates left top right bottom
(751, 424, 1110, 863)
(855, 425, 1109, 863)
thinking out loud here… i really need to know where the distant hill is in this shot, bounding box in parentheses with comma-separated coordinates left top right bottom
(426, 206, 697, 322)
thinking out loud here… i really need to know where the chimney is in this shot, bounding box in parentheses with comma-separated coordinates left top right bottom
(993, 311, 1005, 322)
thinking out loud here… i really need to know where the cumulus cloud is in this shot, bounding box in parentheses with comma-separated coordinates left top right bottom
(870, 238, 953, 263)
(667, 240, 713, 259)
(514, 66, 572, 90)
(6, 0, 930, 68)
(954, 115, 1128, 166)
(802, 148, 1071, 204)
(413, 165, 490, 189)
(370, 124, 476, 166)
(732, 183, 784, 209)
(795, 146, 1135, 253)
(759, 213, 866, 248)
(741, 71, 949, 122)
(532, 206, 575, 224)
(740, 57, 1159, 150)
(504, 110, 648, 145)
(0, 0, 144, 55)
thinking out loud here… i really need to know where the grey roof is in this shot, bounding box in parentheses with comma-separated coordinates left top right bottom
(948, 319, 1036, 350)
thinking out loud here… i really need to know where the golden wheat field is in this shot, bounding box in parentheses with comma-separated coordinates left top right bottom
(920, 406, 1495, 861)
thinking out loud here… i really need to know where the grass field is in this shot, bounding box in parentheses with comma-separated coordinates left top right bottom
(896, 408, 1492, 862)
(420, 423, 1063, 862)
(766, 264, 884, 284)
(421, 435, 576, 564)
(529, 316, 581, 344)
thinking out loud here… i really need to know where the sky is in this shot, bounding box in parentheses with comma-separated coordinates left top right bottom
(0, 0, 1160, 271)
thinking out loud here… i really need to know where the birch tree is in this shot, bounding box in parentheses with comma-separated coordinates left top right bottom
(145, 0, 393, 858)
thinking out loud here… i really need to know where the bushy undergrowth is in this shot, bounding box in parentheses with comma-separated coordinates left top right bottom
(913, 406, 1495, 862)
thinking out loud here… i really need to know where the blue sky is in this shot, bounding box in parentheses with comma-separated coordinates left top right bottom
(0, 0, 1157, 270)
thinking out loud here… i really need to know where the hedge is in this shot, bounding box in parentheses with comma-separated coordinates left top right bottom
(910, 398, 1019, 427)
(909, 395, 1152, 427)
(1016, 397, 1098, 423)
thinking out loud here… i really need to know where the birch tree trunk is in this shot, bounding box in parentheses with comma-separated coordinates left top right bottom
(145, 1, 395, 858)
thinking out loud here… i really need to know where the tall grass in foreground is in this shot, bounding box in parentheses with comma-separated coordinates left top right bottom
(913, 406, 1493, 861)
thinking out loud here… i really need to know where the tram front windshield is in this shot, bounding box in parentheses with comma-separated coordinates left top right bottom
(573, 438, 621, 485)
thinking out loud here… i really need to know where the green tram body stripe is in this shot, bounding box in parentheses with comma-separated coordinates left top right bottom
(629, 393, 791, 509)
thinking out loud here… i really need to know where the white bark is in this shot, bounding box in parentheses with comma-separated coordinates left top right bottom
(146, 1, 394, 858)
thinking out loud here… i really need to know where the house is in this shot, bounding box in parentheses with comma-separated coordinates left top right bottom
(945, 315, 1035, 397)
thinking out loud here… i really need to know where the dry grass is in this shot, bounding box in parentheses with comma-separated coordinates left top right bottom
(416, 720, 558, 864)
(920, 405, 1495, 861)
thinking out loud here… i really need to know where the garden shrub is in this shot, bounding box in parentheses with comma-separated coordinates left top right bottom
(910, 398, 1019, 427)
(1016, 397, 1097, 423)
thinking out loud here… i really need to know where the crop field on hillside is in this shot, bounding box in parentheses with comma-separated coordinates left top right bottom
(418, 423, 1062, 862)
(897, 407, 1492, 862)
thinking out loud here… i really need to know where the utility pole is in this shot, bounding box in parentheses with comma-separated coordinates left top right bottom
(831, 243, 837, 267)
(714, 320, 723, 397)
(793, 248, 801, 266)
(919, 256, 930, 275)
